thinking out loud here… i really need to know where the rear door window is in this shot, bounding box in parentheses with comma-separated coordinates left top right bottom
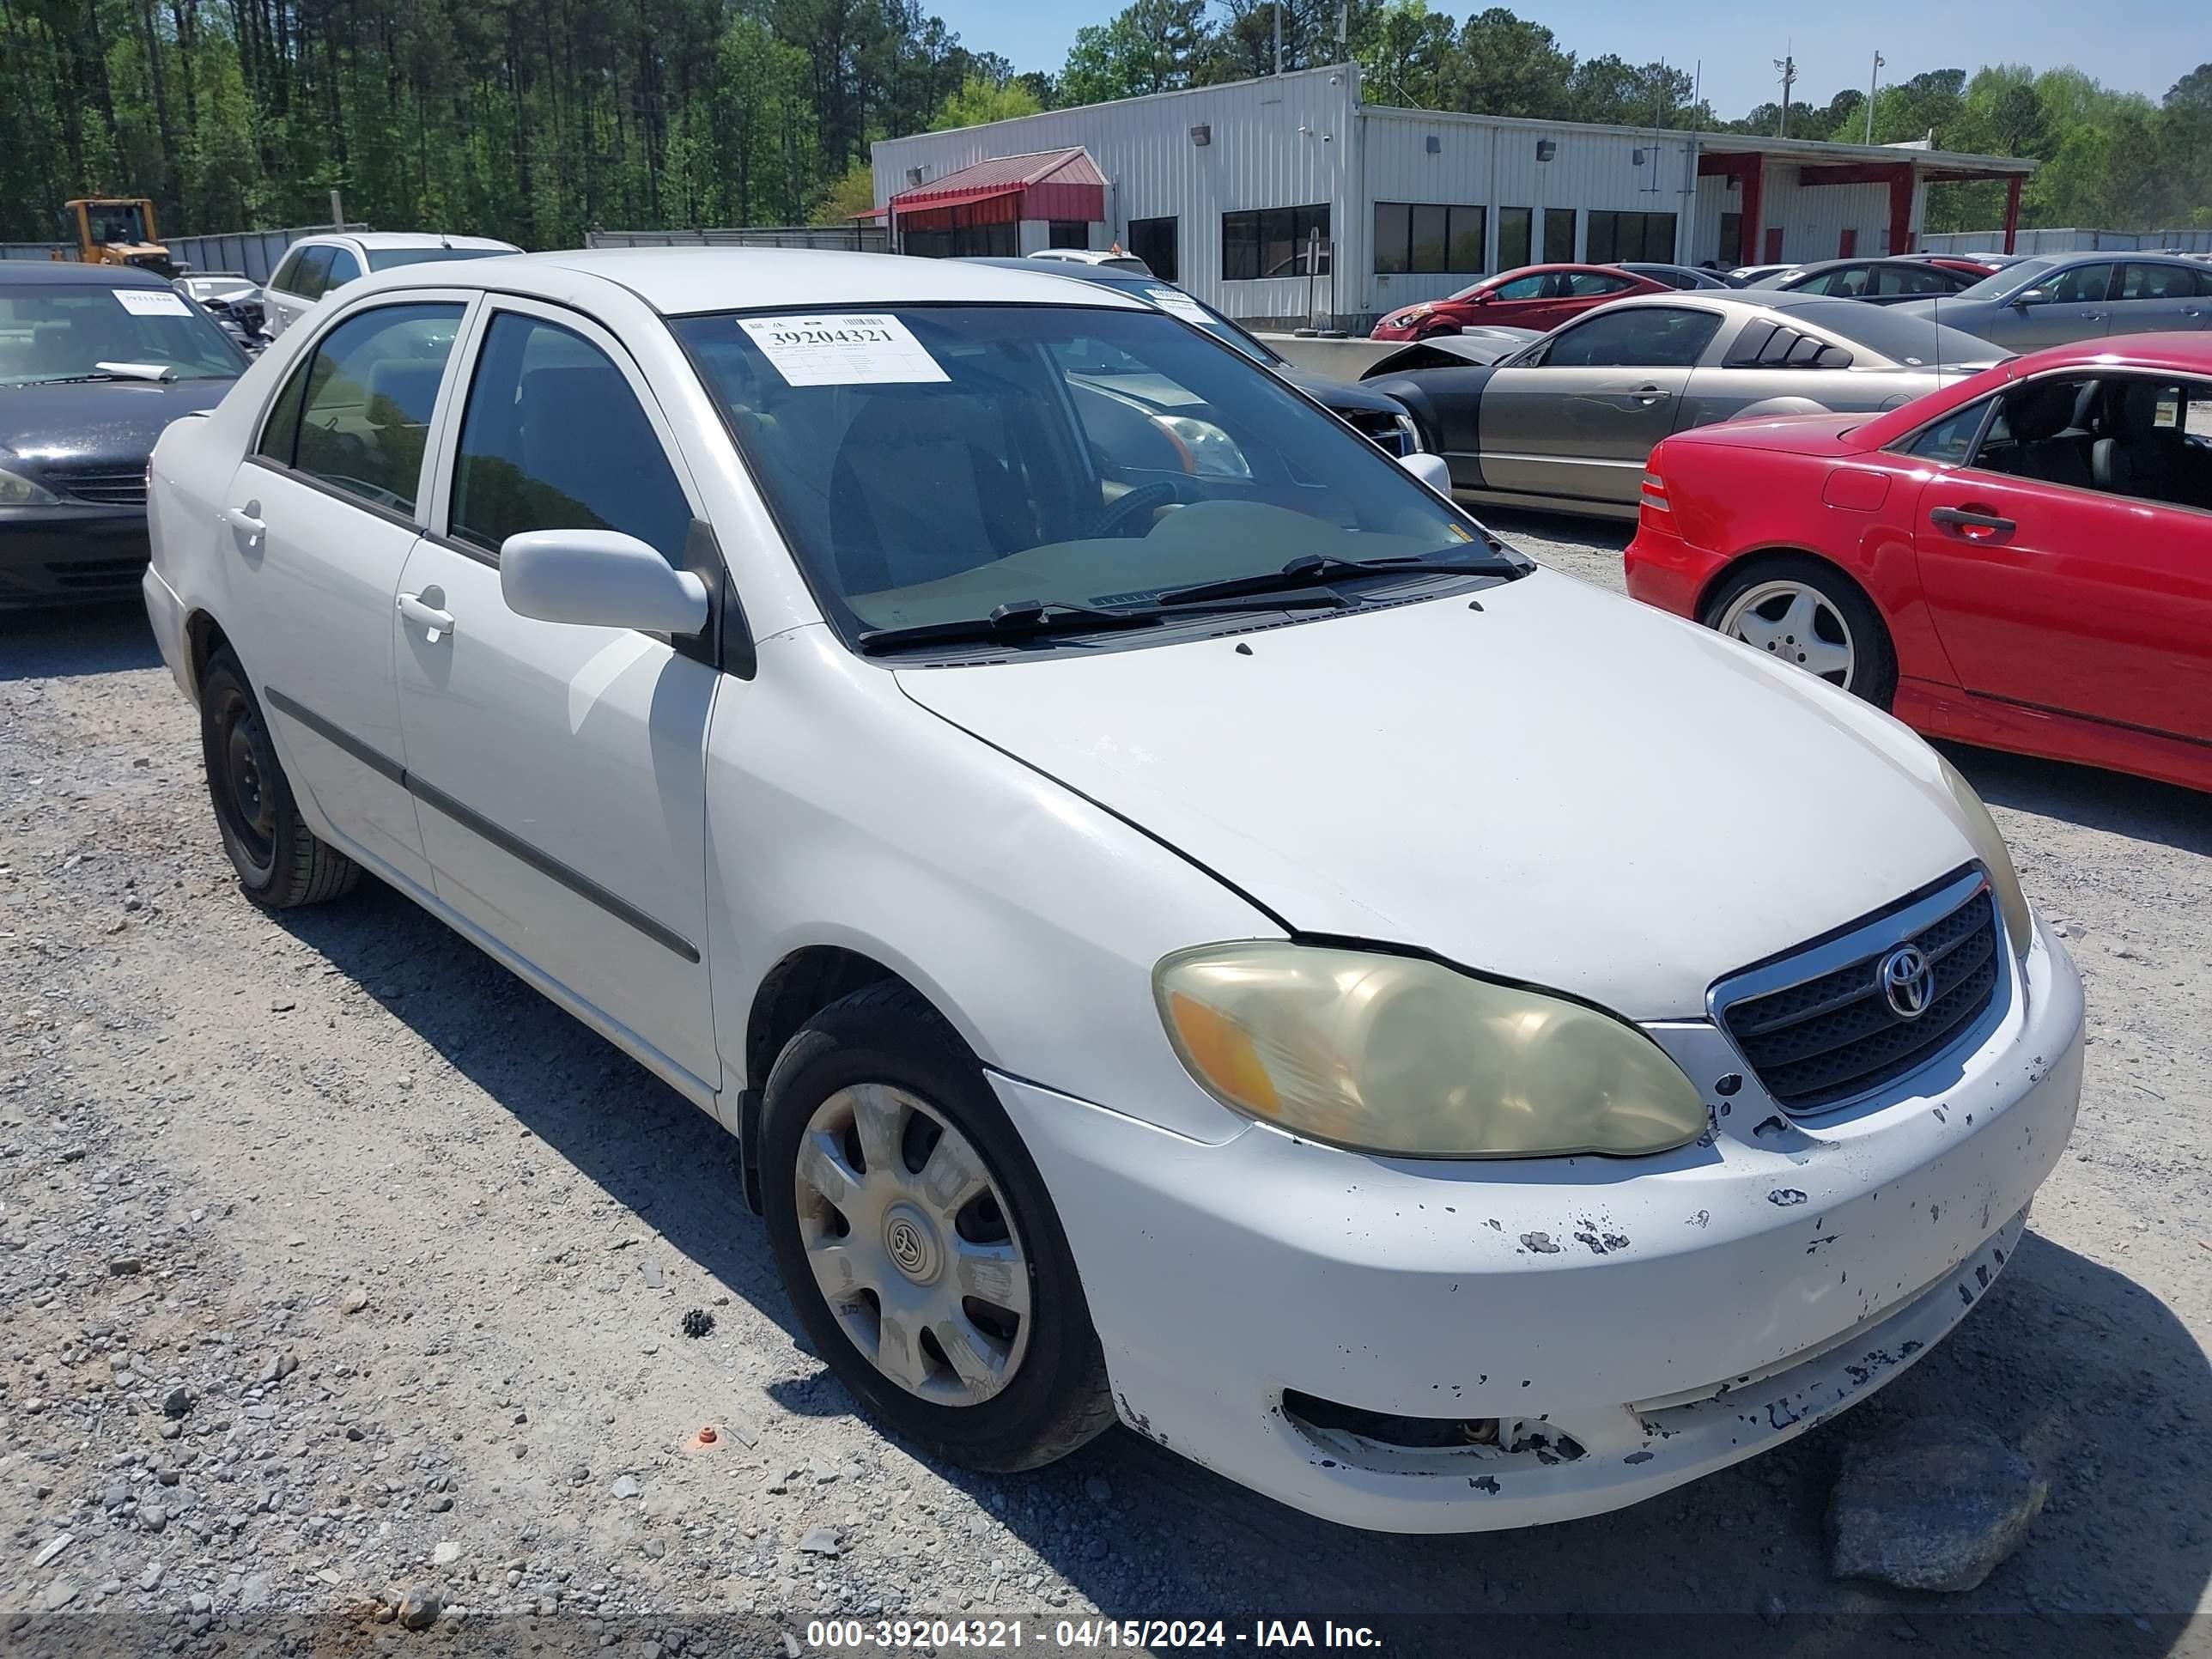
(269, 303, 465, 514)
(290, 246, 337, 302)
(447, 312, 693, 564)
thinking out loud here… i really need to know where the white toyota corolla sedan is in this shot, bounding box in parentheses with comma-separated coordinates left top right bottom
(143, 249, 2083, 1533)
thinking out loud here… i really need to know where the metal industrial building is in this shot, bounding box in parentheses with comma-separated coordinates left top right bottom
(869, 64, 2037, 329)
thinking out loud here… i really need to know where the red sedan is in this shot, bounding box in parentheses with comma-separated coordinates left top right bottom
(1625, 333, 2212, 793)
(1370, 264, 1672, 340)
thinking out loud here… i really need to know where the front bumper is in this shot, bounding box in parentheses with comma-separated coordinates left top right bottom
(996, 917, 2083, 1533)
(0, 506, 151, 608)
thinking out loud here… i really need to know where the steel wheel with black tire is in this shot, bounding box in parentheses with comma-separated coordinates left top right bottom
(198, 648, 362, 908)
(1701, 555, 1898, 708)
(760, 981, 1115, 1473)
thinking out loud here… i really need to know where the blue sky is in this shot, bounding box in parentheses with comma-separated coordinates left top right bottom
(938, 0, 2191, 118)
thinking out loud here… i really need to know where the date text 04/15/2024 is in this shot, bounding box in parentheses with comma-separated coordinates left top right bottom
(803, 1620, 1384, 1650)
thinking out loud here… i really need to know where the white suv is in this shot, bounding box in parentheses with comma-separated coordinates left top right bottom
(143, 249, 2082, 1533)
(259, 232, 519, 338)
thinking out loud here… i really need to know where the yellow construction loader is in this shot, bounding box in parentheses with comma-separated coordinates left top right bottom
(54, 198, 180, 277)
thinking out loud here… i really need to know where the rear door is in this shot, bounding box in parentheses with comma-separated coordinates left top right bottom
(224, 295, 472, 886)
(264, 245, 333, 338)
(393, 295, 723, 1092)
(2109, 263, 2208, 335)
(1479, 304, 1722, 507)
(1911, 373, 2212, 742)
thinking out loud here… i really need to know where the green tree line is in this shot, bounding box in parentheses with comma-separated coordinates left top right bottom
(2, 0, 2204, 246)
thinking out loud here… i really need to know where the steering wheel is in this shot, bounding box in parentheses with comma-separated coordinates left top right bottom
(1087, 478, 1189, 540)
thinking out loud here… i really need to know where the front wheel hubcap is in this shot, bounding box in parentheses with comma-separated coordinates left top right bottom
(793, 1084, 1030, 1406)
(1717, 580, 1856, 688)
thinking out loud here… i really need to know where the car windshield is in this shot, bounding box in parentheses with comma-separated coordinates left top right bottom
(0, 284, 246, 385)
(1763, 298, 2009, 368)
(675, 304, 1486, 649)
(364, 246, 510, 271)
(1132, 285, 1281, 367)
(1948, 256, 2062, 302)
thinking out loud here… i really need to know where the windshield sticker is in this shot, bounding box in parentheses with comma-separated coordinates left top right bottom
(113, 288, 191, 318)
(739, 314, 948, 386)
(1145, 287, 1216, 327)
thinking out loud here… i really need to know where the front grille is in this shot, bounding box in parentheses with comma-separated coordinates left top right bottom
(59, 470, 148, 507)
(48, 556, 147, 589)
(1337, 407, 1413, 455)
(1719, 885, 1999, 1112)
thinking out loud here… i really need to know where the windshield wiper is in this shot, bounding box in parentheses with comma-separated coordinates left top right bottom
(1154, 550, 1522, 608)
(855, 592, 1340, 655)
(14, 373, 121, 386)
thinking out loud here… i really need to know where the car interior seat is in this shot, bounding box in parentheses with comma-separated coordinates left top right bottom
(826, 391, 1040, 598)
(2090, 380, 2187, 505)
(1988, 380, 2094, 488)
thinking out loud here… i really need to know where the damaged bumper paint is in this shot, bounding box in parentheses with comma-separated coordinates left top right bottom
(994, 915, 2083, 1533)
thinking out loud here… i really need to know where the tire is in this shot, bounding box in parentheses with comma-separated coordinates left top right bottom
(198, 648, 362, 908)
(1700, 555, 1899, 709)
(760, 981, 1114, 1473)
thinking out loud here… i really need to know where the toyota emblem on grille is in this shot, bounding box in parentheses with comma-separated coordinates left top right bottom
(1879, 945, 1936, 1020)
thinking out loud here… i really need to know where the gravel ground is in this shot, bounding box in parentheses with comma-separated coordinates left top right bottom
(3, 520, 2209, 1657)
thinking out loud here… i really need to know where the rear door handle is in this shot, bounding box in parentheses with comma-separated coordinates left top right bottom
(1929, 505, 2016, 540)
(398, 591, 455, 642)
(224, 501, 264, 544)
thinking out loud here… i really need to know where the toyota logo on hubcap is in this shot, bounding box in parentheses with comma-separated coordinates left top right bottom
(886, 1218, 927, 1273)
(1879, 945, 1936, 1020)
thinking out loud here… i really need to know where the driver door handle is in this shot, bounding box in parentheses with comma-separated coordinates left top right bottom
(1929, 505, 2016, 541)
(398, 591, 456, 641)
(1601, 383, 1674, 408)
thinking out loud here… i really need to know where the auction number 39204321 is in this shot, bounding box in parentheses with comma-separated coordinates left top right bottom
(802, 1620, 1383, 1650)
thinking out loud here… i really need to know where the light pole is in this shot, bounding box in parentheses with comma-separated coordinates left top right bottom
(1865, 51, 1884, 145)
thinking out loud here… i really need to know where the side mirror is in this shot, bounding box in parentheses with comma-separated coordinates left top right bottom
(1398, 451, 1454, 494)
(500, 530, 710, 635)
(2011, 287, 2047, 308)
(1473, 289, 1496, 305)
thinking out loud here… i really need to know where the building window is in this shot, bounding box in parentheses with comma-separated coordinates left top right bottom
(1373, 203, 1486, 275)
(1542, 207, 1577, 264)
(1585, 210, 1677, 264)
(1222, 204, 1331, 280)
(1127, 216, 1178, 283)
(1498, 207, 1532, 271)
(899, 206, 1018, 259)
(1047, 221, 1089, 250)
(1718, 212, 1741, 265)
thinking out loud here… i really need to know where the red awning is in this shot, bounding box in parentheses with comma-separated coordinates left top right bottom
(888, 148, 1106, 225)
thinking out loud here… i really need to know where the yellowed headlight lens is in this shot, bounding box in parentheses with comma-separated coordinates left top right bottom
(1153, 945, 1706, 1158)
(1937, 757, 2032, 958)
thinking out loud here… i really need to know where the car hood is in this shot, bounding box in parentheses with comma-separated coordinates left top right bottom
(1278, 367, 1405, 415)
(0, 377, 236, 473)
(895, 569, 1982, 1019)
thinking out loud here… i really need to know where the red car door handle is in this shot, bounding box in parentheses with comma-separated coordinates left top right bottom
(1929, 505, 2016, 540)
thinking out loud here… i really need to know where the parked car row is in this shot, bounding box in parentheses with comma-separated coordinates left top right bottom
(8, 234, 2197, 1540)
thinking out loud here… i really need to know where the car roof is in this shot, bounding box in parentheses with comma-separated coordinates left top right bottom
(961, 257, 1154, 290)
(298, 231, 520, 252)
(340, 247, 1153, 318)
(0, 261, 173, 289)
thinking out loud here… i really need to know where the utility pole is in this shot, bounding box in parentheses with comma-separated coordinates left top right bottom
(1773, 46, 1796, 137)
(1865, 51, 1885, 145)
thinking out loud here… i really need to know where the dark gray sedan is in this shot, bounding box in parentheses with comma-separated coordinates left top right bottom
(1, 263, 246, 607)
(1891, 252, 2212, 350)
(1363, 291, 2003, 519)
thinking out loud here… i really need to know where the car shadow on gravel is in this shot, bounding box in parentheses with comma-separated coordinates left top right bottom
(0, 599, 162, 681)
(1943, 741, 2212, 860)
(271, 887, 2211, 1653)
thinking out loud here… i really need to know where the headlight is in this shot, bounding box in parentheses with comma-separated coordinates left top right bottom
(0, 464, 59, 507)
(1936, 756, 2032, 957)
(1152, 414, 1252, 479)
(1154, 943, 1707, 1158)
